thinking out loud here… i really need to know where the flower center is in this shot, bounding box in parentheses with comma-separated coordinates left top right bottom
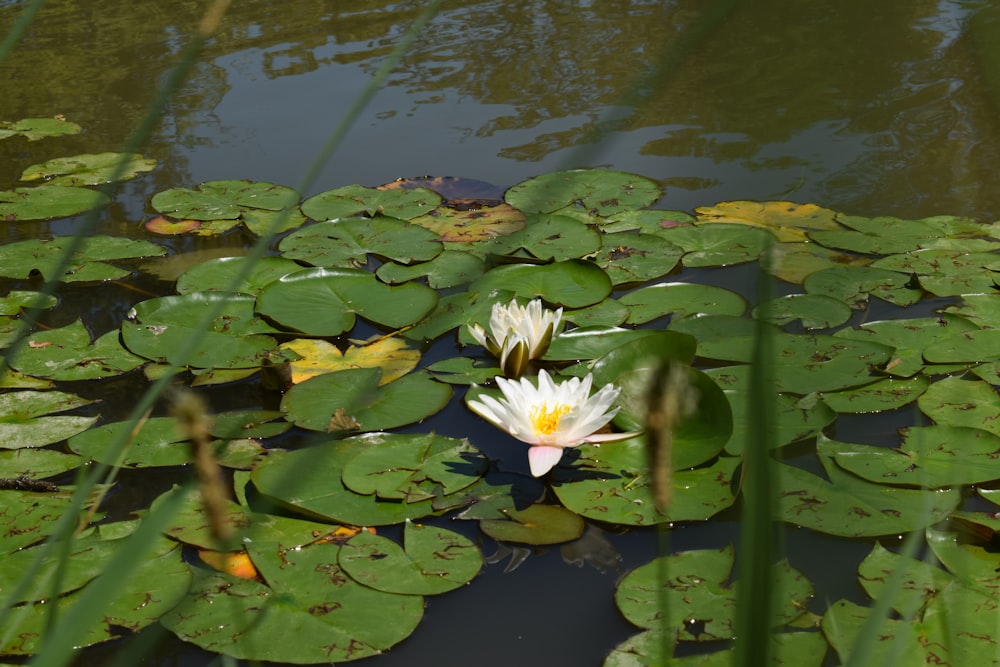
(530, 403, 570, 435)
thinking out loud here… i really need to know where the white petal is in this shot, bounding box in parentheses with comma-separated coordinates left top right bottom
(528, 445, 564, 476)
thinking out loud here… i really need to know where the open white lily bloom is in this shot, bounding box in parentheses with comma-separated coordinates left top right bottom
(468, 298, 562, 378)
(467, 369, 639, 477)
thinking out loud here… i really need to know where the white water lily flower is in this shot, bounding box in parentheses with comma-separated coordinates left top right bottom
(468, 298, 562, 378)
(467, 369, 639, 477)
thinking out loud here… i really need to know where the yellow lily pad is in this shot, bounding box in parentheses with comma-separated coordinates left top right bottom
(280, 337, 420, 385)
(409, 201, 525, 242)
(695, 200, 842, 242)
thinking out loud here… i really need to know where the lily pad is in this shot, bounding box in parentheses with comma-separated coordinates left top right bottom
(341, 433, 486, 502)
(425, 357, 503, 385)
(477, 214, 602, 261)
(776, 436, 960, 537)
(478, 504, 584, 545)
(619, 282, 746, 324)
(0, 448, 82, 478)
(0, 290, 57, 315)
(281, 337, 420, 385)
(835, 315, 979, 378)
(175, 256, 304, 295)
(0, 185, 110, 222)
(152, 180, 299, 220)
(0, 235, 164, 281)
(409, 201, 525, 241)
(9, 319, 146, 380)
(256, 267, 439, 336)
(593, 232, 684, 285)
(917, 376, 1000, 436)
(302, 184, 441, 220)
(808, 214, 941, 254)
(0, 488, 102, 554)
(20, 152, 156, 186)
(376, 249, 485, 288)
(766, 241, 871, 284)
(828, 426, 1000, 487)
(121, 292, 285, 369)
(0, 390, 98, 449)
(819, 375, 929, 413)
(803, 265, 921, 308)
(604, 629, 825, 667)
(0, 117, 82, 141)
(281, 367, 451, 433)
(505, 169, 662, 215)
(468, 260, 612, 308)
(695, 201, 841, 242)
(658, 223, 772, 267)
(339, 520, 482, 594)
(278, 216, 443, 268)
(545, 327, 695, 364)
(752, 293, 852, 330)
(163, 540, 423, 663)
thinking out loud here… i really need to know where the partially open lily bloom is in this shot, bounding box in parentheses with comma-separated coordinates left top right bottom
(467, 298, 563, 378)
(467, 369, 639, 477)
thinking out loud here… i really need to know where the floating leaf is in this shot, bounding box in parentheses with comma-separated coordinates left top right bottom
(808, 214, 941, 254)
(469, 260, 612, 308)
(121, 292, 285, 369)
(478, 214, 602, 261)
(0, 290, 57, 315)
(552, 441, 739, 526)
(241, 205, 308, 236)
(835, 315, 978, 377)
(917, 376, 1000, 436)
(278, 216, 443, 268)
(341, 433, 486, 501)
(0, 235, 164, 281)
(479, 504, 584, 545)
(281, 368, 451, 433)
(0, 117, 82, 141)
(593, 231, 683, 285)
(776, 436, 960, 537)
(604, 629, 825, 667)
(163, 540, 423, 663)
(144, 215, 202, 235)
(425, 357, 502, 385)
(0, 488, 101, 554)
(766, 241, 870, 284)
(281, 337, 420, 385)
(505, 169, 661, 215)
(659, 223, 774, 266)
(152, 180, 299, 220)
(695, 201, 841, 242)
(210, 409, 290, 441)
(339, 520, 482, 594)
(619, 282, 746, 324)
(9, 319, 145, 380)
(302, 184, 441, 220)
(803, 265, 921, 307)
(546, 327, 695, 364)
(614, 547, 813, 639)
(20, 152, 156, 186)
(409, 201, 525, 241)
(819, 375, 929, 413)
(752, 293, 852, 330)
(256, 267, 439, 336)
(0, 448, 82, 478)
(828, 426, 1000, 487)
(376, 249, 485, 288)
(0, 390, 97, 449)
(175, 256, 304, 295)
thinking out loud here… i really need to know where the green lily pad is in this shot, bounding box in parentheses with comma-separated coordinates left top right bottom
(425, 357, 502, 385)
(0, 185, 110, 222)
(402, 288, 515, 343)
(0, 117, 82, 141)
(20, 152, 157, 186)
(175, 256, 304, 295)
(0, 390, 98, 449)
(469, 260, 612, 308)
(341, 433, 486, 501)
(552, 441, 739, 526)
(376, 249, 486, 288)
(658, 223, 772, 267)
(819, 375, 929, 413)
(872, 249, 1000, 296)
(598, 209, 694, 234)
(339, 520, 482, 594)
(604, 629, 826, 667)
(776, 436, 960, 537)
(0, 290, 57, 315)
(0, 235, 164, 281)
(241, 206, 308, 236)
(917, 376, 1000, 436)
(251, 437, 442, 525)
(505, 169, 662, 215)
(2, 540, 190, 655)
(477, 214, 602, 261)
(766, 241, 871, 284)
(67, 416, 267, 468)
(278, 216, 443, 268)
(479, 504, 584, 545)
(209, 409, 291, 440)
(152, 180, 299, 220)
(257, 267, 438, 336)
(0, 488, 102, 554)
(942, 293, 1000, 327)
(162, 540, 423, 663)
(0, 448, 82, 478)
(924, 329, 1000, 365)
(803, 265, 921, 308)
(696, 332, 892, 394)
(546, 326, 696, 364)
(563, 298, 631, 327)
(926, 524, 1000, 593)
(835, 315, 979, 378)
(808, 214, 941, 254)
(302, 184, 441, 220)
(281, 368, 451, 433)
(9, 319, 145, 380)
(614, 547, 813, 639)
(409, 201, 526, 242)
(121, 292, 285, 369)
(619, 282, 746, 324)
(752, 293, 852, 330)
(828, 426, 1000, 487)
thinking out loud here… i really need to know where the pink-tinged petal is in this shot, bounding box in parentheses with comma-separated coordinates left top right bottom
(528, 445, 565, 477)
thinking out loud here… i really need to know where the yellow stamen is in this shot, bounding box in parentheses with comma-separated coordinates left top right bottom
(530, 403, 570, 435)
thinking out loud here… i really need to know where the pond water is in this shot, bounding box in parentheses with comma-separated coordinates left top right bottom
(2, 0, 1000, 665)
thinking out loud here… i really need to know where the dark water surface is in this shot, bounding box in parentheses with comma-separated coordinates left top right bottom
(1, 0, 998, 665)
